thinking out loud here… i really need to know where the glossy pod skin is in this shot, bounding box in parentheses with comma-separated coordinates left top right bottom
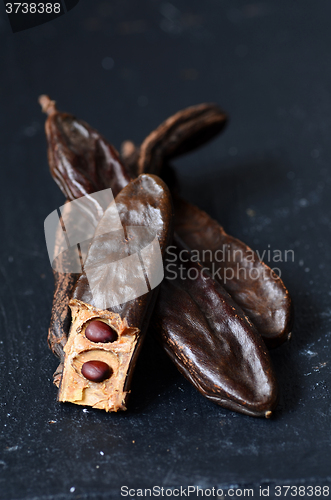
(173, 198, 293, 348)
(153, 236, 278, 417)
(39, 95, 130, 205)
(123, 106, 293, 348)
(121, 103, 228, 178)
(136, 103, 228, 176)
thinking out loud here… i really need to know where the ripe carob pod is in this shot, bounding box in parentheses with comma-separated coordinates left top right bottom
(39, 95, 130, 203)
(173, 198, 293, 348)
(41, 98, 278, 417)
(122, 105, 293, 348)
(153, 235, 278, 417)
(42, 99, 225, 370)
(121, 103, 228, 177)
(40, 95, 131, 383)
(58, 174, 173, 411)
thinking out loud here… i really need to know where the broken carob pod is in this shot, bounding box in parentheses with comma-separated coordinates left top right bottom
(152, 234, 279, 417)
(58, 174, 173, 411)
(40, 95, 131, 384)
(122, 106, 293, 348)
(48, 200, 81, 386)
(121, 103, 228, 178)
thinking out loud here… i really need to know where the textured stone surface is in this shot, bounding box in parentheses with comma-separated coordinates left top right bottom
(0, 0, 330, 498)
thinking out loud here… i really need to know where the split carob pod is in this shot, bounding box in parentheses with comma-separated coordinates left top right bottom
(49, 202, 79, 386)
(41, 98, 278, 417)
(122, 105, 293, 348)
(39, 95, 131, 384)
(153, 234, 278, 418)
(58, 174, 173, 411)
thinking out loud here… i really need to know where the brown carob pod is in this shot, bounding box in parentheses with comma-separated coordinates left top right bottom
(42, 99, 225, 373)
(134, 103, 228, 176)
(123, 106, 293, 348)
(173, 198, 293, 348)
(153, 235, 278, 417)
(48, 201, 80, 386)
(58, 174, 173, 411)
(39, 95, 130, 203)
(41, 98, 279, 417)
(40, 95, 131, 384)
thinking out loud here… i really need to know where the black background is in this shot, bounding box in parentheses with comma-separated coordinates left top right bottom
(0, 1, 331, 499)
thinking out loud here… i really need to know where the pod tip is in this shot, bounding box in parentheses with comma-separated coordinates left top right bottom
(121, 140, 137, 159)
(39, 95, 57, 116)
(265, 410, 272, 419)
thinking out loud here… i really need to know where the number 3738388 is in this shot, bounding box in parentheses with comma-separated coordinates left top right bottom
(5, 3, 61, 14)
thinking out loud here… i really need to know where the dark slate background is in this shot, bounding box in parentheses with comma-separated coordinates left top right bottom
(0, 1, 331, 499)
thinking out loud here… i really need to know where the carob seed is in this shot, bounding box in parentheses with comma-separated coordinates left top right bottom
(81, 361, 112, 382)
(85, 320, 118, 343)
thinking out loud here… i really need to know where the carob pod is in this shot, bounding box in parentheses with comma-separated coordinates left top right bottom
(48, 201, 80, 386)
(122, 103, 228, 177)
(39, 95, 130, 203)
(173, 198, 293, 348)
(153, 235, 278, 417)
(40, 95, 131, 384)
(41, 98, 278, 416)
(58, 174, 173, 411)
(122, 105, 293, 348)
(42, 99, 223, 369)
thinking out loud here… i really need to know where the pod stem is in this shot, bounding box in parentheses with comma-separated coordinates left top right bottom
(39, 94, 57, 116)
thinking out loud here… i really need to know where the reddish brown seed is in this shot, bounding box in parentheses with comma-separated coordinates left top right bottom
(81, 361, 112, 382)
(85, 320, 118, 343)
